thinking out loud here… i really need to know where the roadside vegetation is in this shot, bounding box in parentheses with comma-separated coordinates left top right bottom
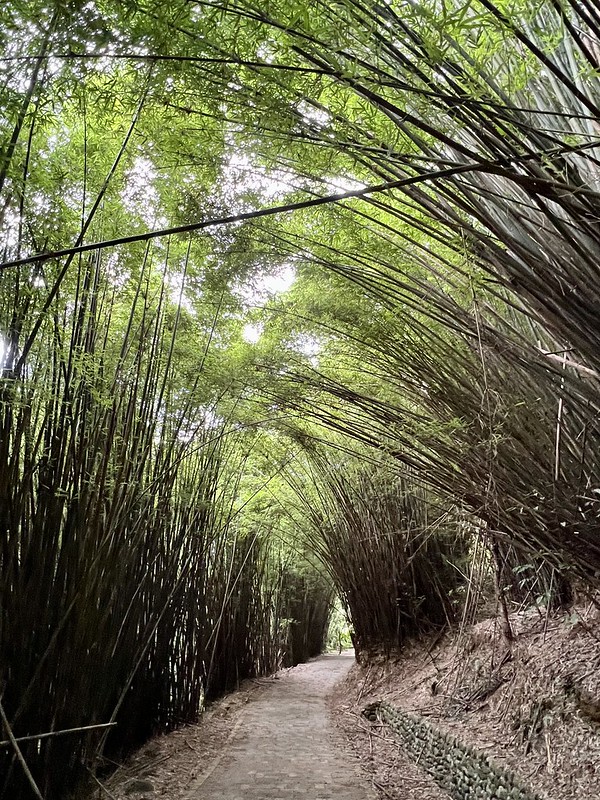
(1, 1, 600, 797)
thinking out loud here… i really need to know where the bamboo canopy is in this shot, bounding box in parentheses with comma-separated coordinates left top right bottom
(1, 1, 600, 797)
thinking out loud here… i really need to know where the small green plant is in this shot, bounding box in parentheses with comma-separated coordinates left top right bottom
(326, 599, 353, 652)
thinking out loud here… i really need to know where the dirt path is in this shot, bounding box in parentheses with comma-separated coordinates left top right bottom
(181, 652, 376, 800)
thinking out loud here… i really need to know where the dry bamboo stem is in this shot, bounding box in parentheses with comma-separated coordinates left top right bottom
(0, 699, 45, 800)
(0, 722, 116, 749)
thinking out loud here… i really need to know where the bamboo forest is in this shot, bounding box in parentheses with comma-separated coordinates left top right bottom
(2, 1, 600, 799)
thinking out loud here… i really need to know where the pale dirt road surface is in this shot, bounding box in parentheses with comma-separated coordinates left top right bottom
(182, 652, 376, 800)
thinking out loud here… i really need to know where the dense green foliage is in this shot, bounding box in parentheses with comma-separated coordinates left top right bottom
(1, 0, 600, 797)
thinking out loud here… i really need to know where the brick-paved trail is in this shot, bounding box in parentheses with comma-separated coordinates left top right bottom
(184, 652, 376, 800)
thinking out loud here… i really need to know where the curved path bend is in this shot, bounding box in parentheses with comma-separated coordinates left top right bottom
(184, 652, 375, 800)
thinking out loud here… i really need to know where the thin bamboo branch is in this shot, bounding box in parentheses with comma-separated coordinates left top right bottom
(0, 722, 116, 749)
(0, 699, 44, 800)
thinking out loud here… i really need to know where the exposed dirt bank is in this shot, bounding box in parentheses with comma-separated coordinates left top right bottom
(330, 604, 600, 800)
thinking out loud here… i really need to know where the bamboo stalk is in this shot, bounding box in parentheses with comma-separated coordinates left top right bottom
(0, 722, 116, 749)
(0, 700, 44, 800)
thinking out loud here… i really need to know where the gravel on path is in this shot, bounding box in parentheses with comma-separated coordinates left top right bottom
(182, 652, 377, 800)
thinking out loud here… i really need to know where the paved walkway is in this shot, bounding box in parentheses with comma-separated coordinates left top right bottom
(184, 652, 375, 800)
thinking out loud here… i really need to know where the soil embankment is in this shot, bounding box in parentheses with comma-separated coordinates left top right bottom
(332, 605, 600, 800)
